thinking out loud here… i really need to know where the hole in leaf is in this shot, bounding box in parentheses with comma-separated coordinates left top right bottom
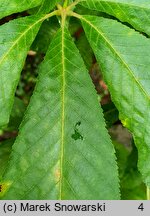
(71, 121, 83, 141)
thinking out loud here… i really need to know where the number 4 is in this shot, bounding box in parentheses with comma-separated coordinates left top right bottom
(138, 203, 144, 211)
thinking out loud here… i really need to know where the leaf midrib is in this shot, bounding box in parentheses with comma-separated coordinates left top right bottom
(81, 15, 150, 101)
(59, 25, 65, 200)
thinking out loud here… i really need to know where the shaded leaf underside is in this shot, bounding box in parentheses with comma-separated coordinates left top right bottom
(1, 27, 119, 200)
(80, 0, 150, 36)
(81, 15, 150, 187)
(0, 139, 14, 177)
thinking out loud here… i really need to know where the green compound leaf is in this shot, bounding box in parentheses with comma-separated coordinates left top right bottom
(0, 14, 52, 129)
(81, 15, 150, 188)
(80, 0, 150, 36)
(0, 0, 42, 19)
(1, 27, 119, 200)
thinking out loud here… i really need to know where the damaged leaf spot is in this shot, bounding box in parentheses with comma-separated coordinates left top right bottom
(71, 121, 83, 141)
(0, 181, 12, 197)
(55, 169, 61, 182)
(121, 118, 130, 128)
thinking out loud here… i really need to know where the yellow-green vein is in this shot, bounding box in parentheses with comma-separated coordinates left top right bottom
(59, 13, 66, 200)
